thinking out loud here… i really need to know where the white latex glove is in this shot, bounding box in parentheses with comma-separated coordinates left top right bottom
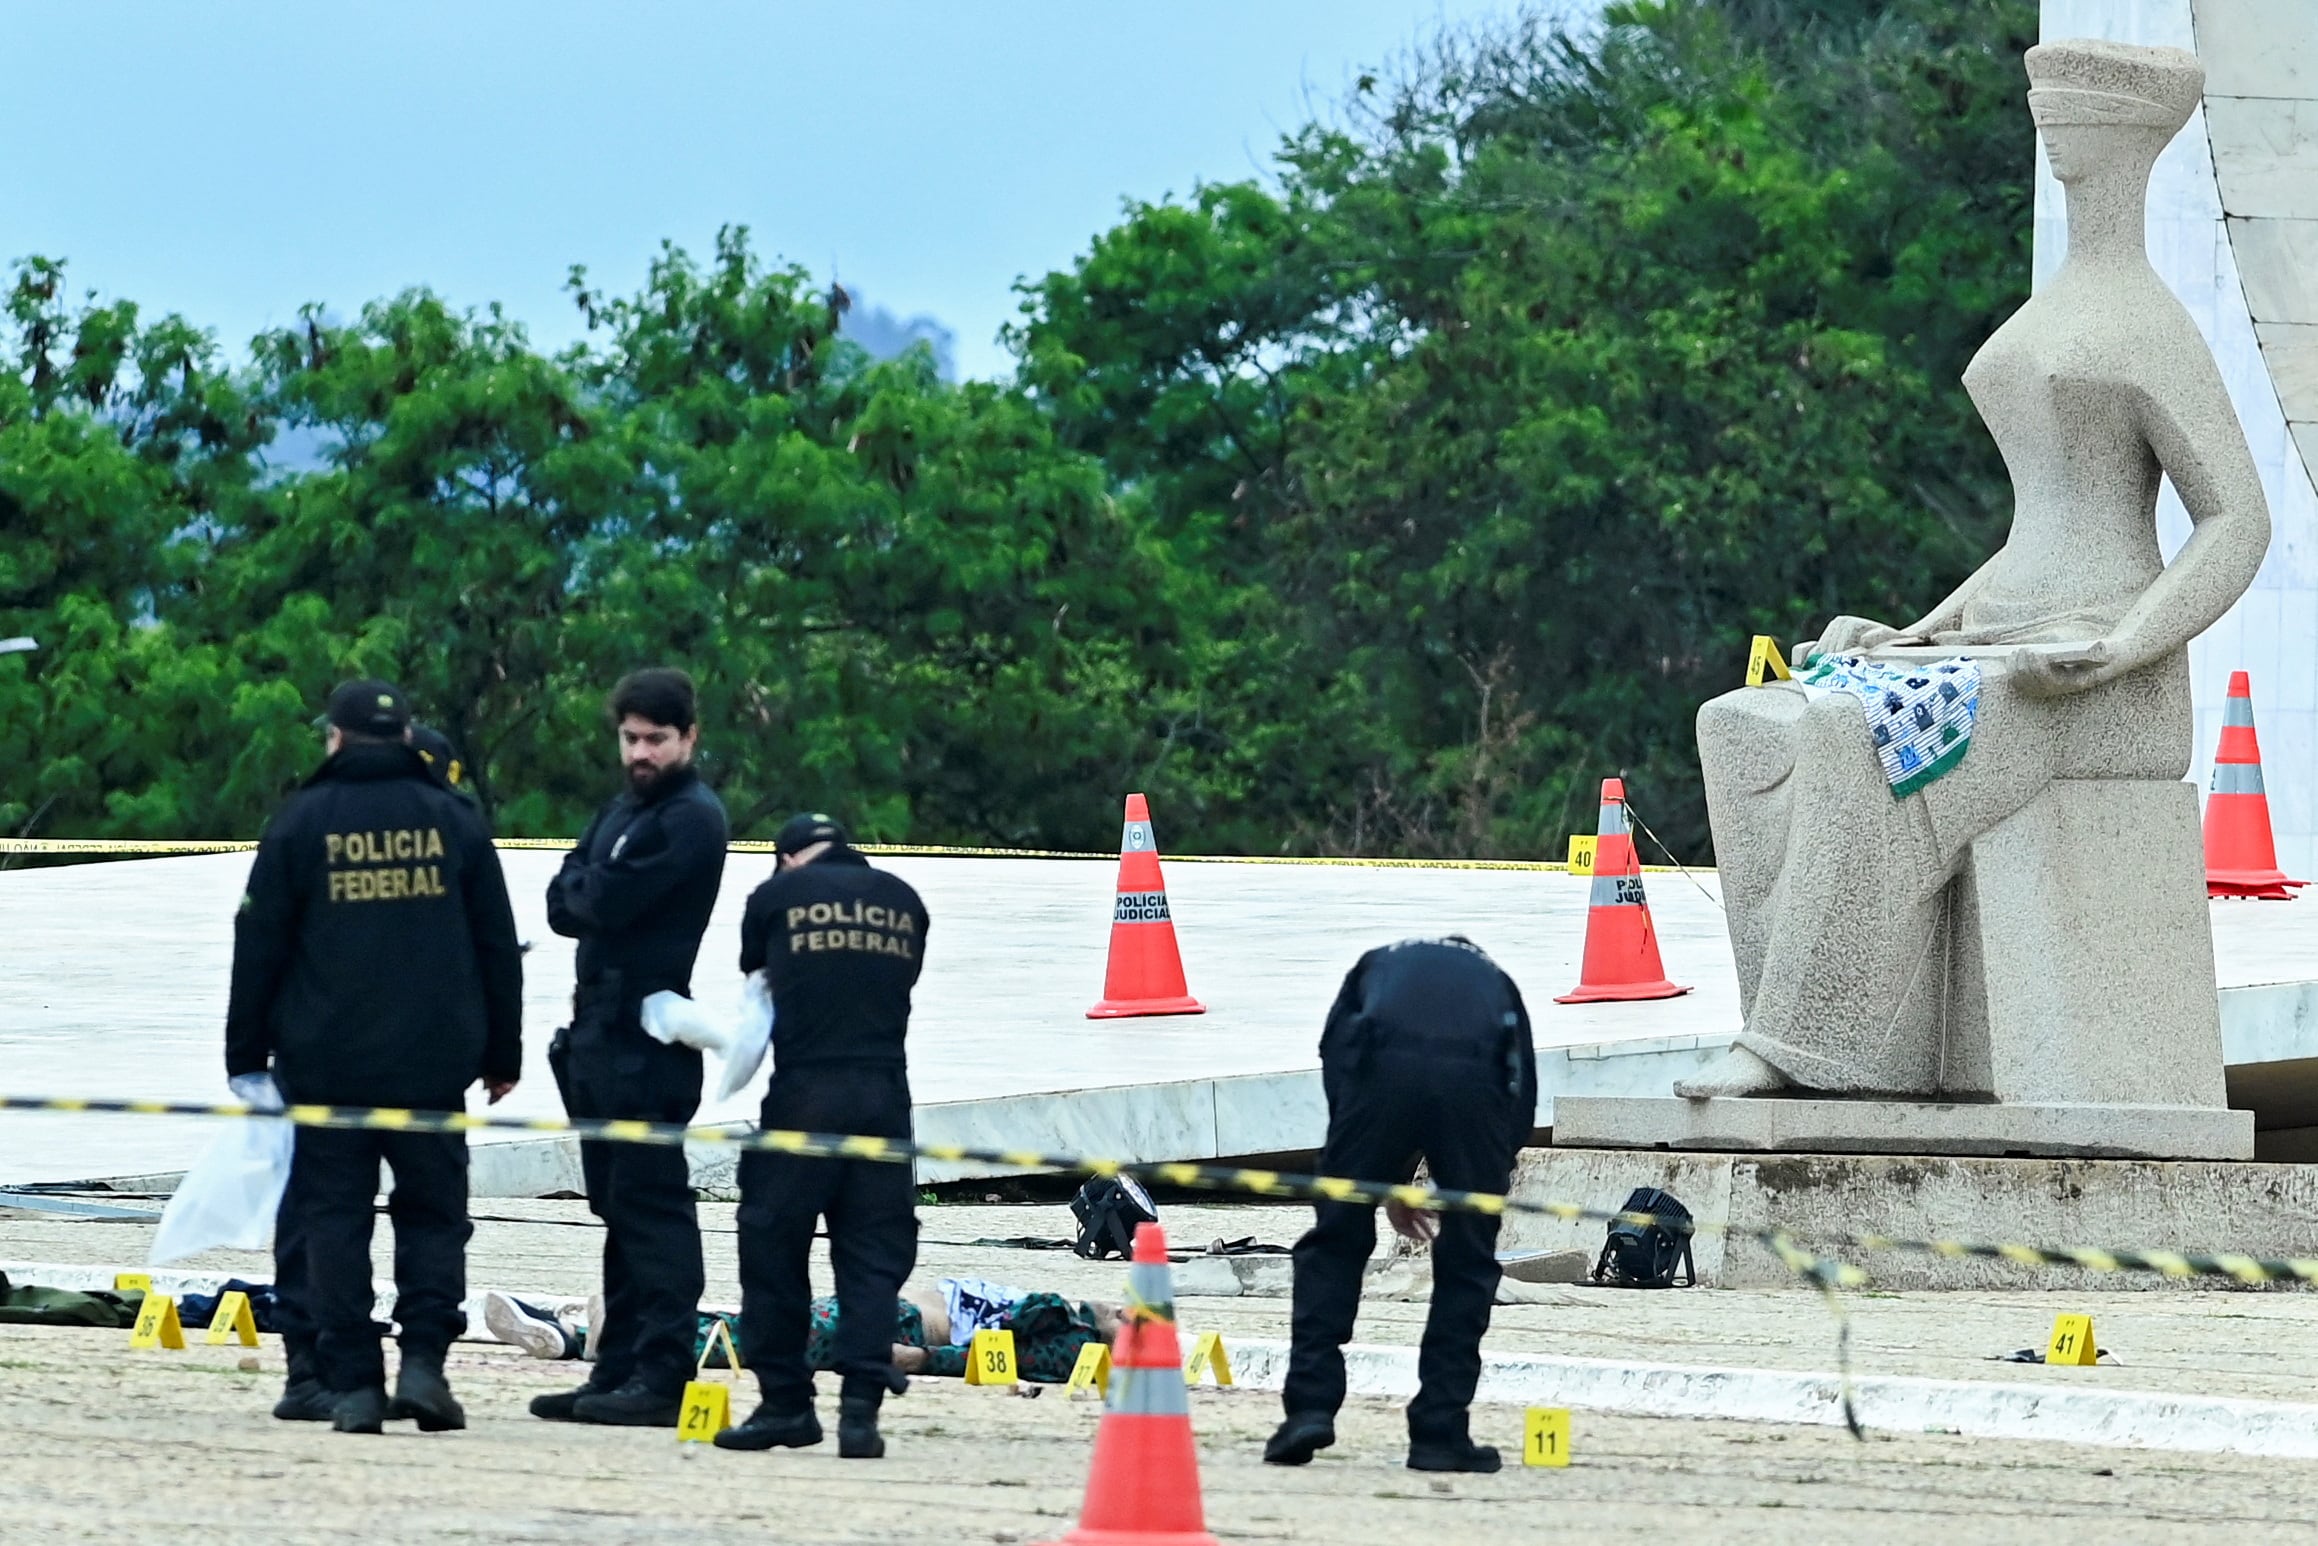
(228, 1072, 285, 1113)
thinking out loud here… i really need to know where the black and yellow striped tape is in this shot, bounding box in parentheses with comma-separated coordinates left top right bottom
(0, 837, 1685, 873)
(0, 1092, 1848, 1287)
(15, 1091, 2310, 1293)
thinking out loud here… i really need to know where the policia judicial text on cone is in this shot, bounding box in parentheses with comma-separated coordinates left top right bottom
(717, 812, 930, 1459)
(1268, 937, 1534, 1474)
(2204, 671, 2305, 899)
(1089, 794, 1205, 1018)
(225, 679, 524, 1434)
(535, 669, 730, 1428)
(1556, 778, 1690, 1003)
(1040, 1222, 1222, 1546)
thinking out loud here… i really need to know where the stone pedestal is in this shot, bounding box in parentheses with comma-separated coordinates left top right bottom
(1643, 778, 2244, 1159)
(1553, 1095, 2253, 1160)
(1504, 1146, 2310, 1289)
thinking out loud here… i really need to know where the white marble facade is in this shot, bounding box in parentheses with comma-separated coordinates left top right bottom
(2038, 0, 2318, 880)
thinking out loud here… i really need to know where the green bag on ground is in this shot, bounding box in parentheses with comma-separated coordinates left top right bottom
(0, 1271, 139, 1328)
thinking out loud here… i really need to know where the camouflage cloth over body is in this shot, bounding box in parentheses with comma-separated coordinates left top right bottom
(698, 1292, 1102, 1381)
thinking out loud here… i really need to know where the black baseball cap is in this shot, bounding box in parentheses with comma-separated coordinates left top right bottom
(411, 723, 464, 788)
(326, 679, 412, 738)
(775, 812, 851, 856)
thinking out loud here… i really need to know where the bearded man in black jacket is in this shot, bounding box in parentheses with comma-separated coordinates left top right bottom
(533, 667, 730, 1428)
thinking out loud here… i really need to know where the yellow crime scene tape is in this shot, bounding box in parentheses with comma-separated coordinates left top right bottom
(17, 1091, 2294, 1438)
(10, 1091, 2312, 1290)
(0, 837, 1688, 873)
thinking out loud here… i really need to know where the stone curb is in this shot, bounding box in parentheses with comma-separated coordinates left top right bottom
(1216, 1337, 2318, 1458)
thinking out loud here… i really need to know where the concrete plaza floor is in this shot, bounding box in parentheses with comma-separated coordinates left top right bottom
(9, 1200, 2318, 1541)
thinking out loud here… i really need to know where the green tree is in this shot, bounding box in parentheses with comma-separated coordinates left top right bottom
(1012, 0, 2037, 858)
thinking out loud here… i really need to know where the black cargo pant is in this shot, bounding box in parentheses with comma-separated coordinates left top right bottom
(736, 1064, 918, 1412)
(1284, 1036, 1526, 1445)
(289, 1123, 470, 1393)
(273, 1185, 313, 1375)
(552, 1018, 705, 1398)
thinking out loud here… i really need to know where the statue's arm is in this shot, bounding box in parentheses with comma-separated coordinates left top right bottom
(2014, 357, 2270, 696)
(2112, 367, 2270, 664)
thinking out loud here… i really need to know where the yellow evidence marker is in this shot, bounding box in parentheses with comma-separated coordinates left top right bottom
(2046, 1313, 2099, 1367)
(1183, 1331, 1234, 1387)
(1523, 1407, 1572, 1468)
(965, 1328, 1019, 1387)
(129, 1293, 186, 1350)
(675, 1318, 744, 1441)
(113, 1272, 152, 1295)
(676, 1381, 731, 1442)
(698, 1316, 744, 1372)
(1745, 635, 1795, 686)
(1565, 835, 1598, 875)
(204, 1289, 260, 1347)
(1065, 1342, 1112, 1398)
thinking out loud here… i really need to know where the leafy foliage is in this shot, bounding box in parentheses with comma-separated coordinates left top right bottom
(0, 0, 2036, 857)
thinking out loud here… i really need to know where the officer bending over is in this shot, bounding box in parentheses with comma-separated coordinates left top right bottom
(1265, 936, 1534, 1474)
(225, 680, 523, 1435)
(717, 814, 929, 1460)
(536, 668, 729, 1427)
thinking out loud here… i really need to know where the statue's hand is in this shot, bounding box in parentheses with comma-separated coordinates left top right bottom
(2008, 640, 2118, 697)
(1800, 615, 1901, 666)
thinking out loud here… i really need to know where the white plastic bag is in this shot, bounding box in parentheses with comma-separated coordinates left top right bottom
(641, 989, 733, 1054)
(714, 972, 775, 1102)
(150, 1115, 294, 1264)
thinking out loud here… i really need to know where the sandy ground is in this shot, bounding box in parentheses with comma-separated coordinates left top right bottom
(10, 1200, 2318, 1542)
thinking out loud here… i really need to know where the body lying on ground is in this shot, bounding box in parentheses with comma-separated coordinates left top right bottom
(482, 1277, 1121, 1384)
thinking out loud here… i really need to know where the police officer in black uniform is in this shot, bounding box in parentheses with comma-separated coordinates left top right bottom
(225, 679, 524, 1435)
(267, 718, 483, 1424)
(1265, 936, 1535, 1474)
(716, 813, 929, 1460)
(535, 668, 729, 1427)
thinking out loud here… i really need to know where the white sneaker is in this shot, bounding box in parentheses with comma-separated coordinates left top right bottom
(482, 1291, 570, 1360)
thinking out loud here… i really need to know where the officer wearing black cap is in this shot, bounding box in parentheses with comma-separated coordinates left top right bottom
(268, 717, 482, 1426)
(716, 813, 930, 1460)
(1265, 936, 1535, 1475)
(225, 679, 524, 1435)
(535, 667, 729, 1428)
(410, 724, 470, 797)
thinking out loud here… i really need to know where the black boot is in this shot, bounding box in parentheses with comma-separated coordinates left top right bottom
(837, 1372, 901, 1460)
(1264, 1411, 1337, 1466)
(389, 1348, 466, 1432)
(273, 1344, 333, 1422)
(572, 1377, 684, 1427)
(528, 1380, 612, 1421)
(713, 1401, 824, 1451)
(331, 1385, 389, 1435)
(1407, 1437, 1502, 1473)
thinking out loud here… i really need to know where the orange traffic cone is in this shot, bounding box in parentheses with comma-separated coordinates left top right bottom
(1556, 778, 1691, 1003)
(1088, 794, 1206, 1018)
(2205, 670, 2306, 900)
(1039, 1222, 1222, 1546)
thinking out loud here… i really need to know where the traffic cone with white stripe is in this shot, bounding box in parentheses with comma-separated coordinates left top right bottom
(2205, 671, 2305, 900)
(1039, 1222, 1222, 1546)
(1556, 778, 1691, 1003)
(1088, 795, 1206, 1018)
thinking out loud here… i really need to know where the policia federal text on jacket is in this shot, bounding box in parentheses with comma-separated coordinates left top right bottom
(534, 668, 729, 1429)
(224, 679, 524, 1436)
(1266, 935, 1535, 1475)
(715, 812, 931, 1460)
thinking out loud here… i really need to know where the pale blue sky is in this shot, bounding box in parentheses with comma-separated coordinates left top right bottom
(4, 1, 1555, 381)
